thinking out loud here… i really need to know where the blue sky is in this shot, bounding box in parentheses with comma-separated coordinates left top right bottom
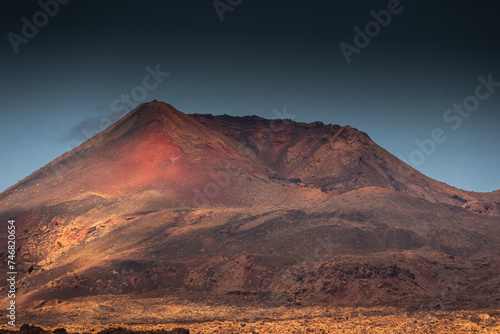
(1, 0, 499, 193)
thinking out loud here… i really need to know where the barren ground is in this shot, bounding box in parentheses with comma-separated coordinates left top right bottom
(4, 297, 500, 333)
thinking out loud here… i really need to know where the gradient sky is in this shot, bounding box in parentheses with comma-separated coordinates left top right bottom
(1, 0, 499, 193)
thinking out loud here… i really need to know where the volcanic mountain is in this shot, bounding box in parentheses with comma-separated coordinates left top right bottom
(1, 101, 499, 321)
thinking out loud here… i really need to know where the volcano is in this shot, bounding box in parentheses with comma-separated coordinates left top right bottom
(1, 101, 499, 327)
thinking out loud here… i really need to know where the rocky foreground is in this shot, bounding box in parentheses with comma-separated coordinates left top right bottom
(2, 102, 500, 333)
(0, 326, 188, 334)
(2, 306, 500, 334)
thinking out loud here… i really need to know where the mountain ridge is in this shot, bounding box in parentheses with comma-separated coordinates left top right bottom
(1, 101, 499, 317)
(2, 101, 498, 203)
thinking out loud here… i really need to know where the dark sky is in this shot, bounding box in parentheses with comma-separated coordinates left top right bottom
(1, 0, 500, 192)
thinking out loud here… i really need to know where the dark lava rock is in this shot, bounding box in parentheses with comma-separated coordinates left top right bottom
(0, 327, 188, 334)
(19, 325, 48, 334)
(96, 328, 189, 334)
(52, 329, 67, 334)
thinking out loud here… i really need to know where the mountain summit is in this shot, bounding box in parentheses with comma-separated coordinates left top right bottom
(1, 101, 499, 316)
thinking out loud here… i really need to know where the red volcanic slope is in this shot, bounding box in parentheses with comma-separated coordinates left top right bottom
(0, 102, 275, 211)
(191, 113, 495, 206)
(2, 100, 497, 212)
(0, 101, 499, 313)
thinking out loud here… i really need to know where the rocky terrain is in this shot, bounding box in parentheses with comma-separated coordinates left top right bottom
(0, 101, 499, 330)
(1, 307, 499, 333)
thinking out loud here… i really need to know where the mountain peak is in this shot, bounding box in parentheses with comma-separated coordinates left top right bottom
(1, 101, 500, 318)
(125, 100, 188, 125)
(109, 101, 217, 143)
